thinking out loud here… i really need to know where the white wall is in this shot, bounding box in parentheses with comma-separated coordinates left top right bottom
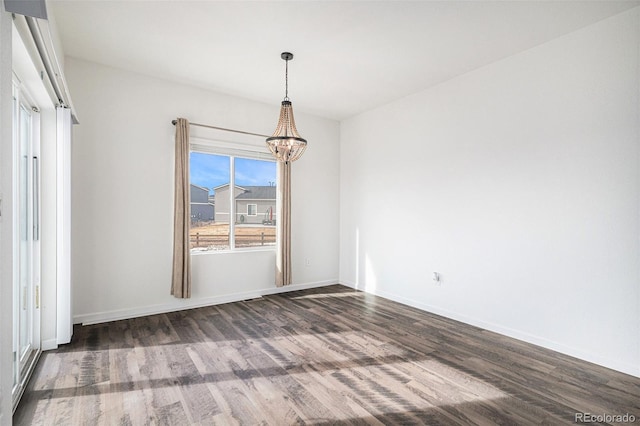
(340, 8, 640, 377)
(65, 58, 340, 324)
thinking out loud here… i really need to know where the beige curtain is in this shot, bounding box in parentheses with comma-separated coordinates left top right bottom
(171, 118, 192, 298)
(276, 160, 292, 286)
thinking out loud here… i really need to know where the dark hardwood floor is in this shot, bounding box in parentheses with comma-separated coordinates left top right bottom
(14, 285, 640, 425)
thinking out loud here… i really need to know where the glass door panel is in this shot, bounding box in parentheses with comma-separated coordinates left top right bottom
(12, 83, 41, 412)
(18, 103, 33, 366)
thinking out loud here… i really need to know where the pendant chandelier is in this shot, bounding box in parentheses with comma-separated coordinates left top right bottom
(266, 52, 307, 163)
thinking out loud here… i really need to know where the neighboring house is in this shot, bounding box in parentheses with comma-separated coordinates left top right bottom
(214, 184, 277, 225)
(190, 184, 214, 223)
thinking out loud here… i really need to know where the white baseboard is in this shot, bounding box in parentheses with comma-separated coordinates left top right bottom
(74, 279, 338, 326)
(340, 280, 640, 378)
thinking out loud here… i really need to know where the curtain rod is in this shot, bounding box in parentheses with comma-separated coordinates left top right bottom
(171, 119, 270, 138)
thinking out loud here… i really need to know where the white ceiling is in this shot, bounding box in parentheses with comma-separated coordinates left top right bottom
(50, 0, 639, 121)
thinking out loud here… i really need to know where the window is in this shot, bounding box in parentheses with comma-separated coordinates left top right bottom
(189, 150, 277, 252)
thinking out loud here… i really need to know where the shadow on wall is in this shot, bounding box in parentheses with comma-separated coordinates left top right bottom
(353, 228, 378, 294)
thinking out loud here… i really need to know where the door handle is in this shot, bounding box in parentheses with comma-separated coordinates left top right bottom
(33, 156, 39, 241)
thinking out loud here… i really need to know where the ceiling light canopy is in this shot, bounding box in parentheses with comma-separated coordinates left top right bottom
(266, 52, 307, 163)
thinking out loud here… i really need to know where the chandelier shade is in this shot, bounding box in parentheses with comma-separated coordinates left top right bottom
(266, 101, 307, 163)
(266, 52, 307, 163)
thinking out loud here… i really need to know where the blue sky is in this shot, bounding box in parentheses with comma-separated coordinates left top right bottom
(190, 153, 276, 194)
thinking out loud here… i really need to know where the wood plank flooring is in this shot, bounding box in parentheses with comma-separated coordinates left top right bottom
(14, 285, 640, 425)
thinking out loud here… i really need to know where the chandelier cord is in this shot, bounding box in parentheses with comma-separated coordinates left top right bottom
(284, 58, 289, 101)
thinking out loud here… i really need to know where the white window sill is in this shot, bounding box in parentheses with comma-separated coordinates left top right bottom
(190, 247, 276, 256)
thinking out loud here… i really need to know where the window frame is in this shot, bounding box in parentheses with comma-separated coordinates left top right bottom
(247, 204, 257, 216)
(189, 136, 278, 254)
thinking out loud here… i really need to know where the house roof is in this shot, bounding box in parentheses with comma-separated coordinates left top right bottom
(213, 184, 276, 200)
(190, 183, 209, 192)
(213, 183, 245, 191)
(236, 186, 276, 200)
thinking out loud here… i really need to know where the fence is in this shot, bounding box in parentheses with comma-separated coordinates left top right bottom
(191, 232, 276, 249)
